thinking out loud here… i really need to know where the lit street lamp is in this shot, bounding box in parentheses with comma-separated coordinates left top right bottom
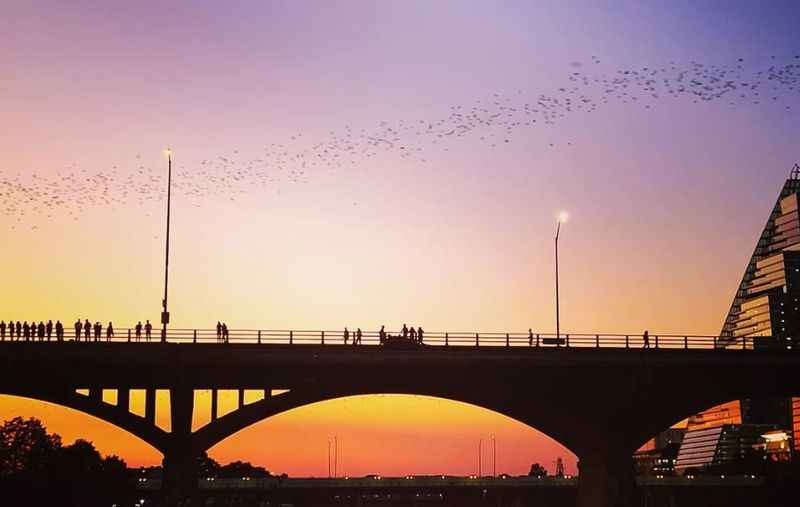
(555, 211, 568, 341)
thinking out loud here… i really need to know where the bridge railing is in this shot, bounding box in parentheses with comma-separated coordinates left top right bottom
(1, 327, 784, 351)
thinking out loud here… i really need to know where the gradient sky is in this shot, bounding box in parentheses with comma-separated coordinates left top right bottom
(1, 1, 800, 477)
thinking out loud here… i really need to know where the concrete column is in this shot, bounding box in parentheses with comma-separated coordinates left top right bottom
(145, 388, 156, 425)
(162, 387, 197, 503)
(576, 451, 636, 507)
(118, 388, 130, 412)
(238, 388, 245, 409)
(88, 387, 101, 402)
(162, 449, 198, 504)
(211, 389, 218, 421)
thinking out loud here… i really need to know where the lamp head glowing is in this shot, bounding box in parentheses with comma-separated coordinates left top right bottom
(557, 211, 569, 223)
(164, 148, 172, 158)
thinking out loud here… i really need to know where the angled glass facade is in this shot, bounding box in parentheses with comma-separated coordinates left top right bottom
(683, 166, 800, 466)
(722, 171, 800, 346)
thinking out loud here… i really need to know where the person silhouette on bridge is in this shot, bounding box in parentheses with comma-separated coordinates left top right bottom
(135, 321, 142, 341)
(379, 325, 386, 344)
(46, 320, 53, 341)
(355, 328, 362, 345)
(216, 321, 222, 343)
(93, 321, 101, 341)
(643, 330, 650, 349)
(7, 320, 13, 340)
(417, 327, 424, 344)
(55, 320, 63, 342)
(145, 320, 152, 342)
(106, 322, 114, 341)
(23, 321, 30, 341)
(402, 324, 408, 340)
(343, 327, 349, 344)
(84, 319, 91, 341)
(16, 321, 22, 341)
(74, 320, 82, 341)
(222, 323, 229, 343)
(37, 322, 45, 341)
(409, 326, 417, 341)
(0, 320, 5, 341)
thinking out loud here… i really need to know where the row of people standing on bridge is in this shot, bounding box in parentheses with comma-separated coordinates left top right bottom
(399, 324, 424, 343)
(73, 320, 116, 341)
(1, 320, 65, 341)
(216, 322, 230, 343)
(377, 324, 424, 344)
(342, 327, 362, 344)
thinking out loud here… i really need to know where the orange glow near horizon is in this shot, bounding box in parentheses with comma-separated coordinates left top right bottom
(3, 0, 799, 483)
(0, 394, 579, 476)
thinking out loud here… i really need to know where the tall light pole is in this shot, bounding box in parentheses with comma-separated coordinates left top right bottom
(478, 439, 482, 477)
(161, 148, 173, 343)
(491, 435, 496, 477)
(327, 439, 332, 478)
(555, 211, 568, 341)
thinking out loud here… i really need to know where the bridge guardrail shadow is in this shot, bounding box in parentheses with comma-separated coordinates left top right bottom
(0, 327, 790, 351)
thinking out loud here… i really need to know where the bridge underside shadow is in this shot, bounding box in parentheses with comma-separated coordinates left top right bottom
(0, 387, 169, 453)
(3, 343, 800, 507)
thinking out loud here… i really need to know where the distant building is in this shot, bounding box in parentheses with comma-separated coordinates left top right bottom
(674, 424, 775, 474)
(686, 401, 742, 431)
(634, 428, 685, 476)
(686, 165, 800, 455)
(753, 429, 792, 462)
(721, 164, 800, 346)
(793, 398, 800, 454)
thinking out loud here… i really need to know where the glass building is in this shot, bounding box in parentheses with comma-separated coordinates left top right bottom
(675, 424, 778, 473)
(680, 164, 800, 466)
(722, 165, 800, 347)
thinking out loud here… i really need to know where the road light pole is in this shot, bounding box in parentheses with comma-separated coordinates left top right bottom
(478, 439, 482, 477)
(555, 212, 568, 341)
(161, 148, 172, 342)
(492, 435, 496, 477)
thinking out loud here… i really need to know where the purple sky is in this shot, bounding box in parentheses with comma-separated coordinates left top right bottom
(1, 0, 799, 475)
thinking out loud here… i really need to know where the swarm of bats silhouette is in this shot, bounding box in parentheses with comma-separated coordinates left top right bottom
(2, 55, 799, 229)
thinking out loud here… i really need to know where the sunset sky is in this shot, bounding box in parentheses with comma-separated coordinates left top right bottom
(1, 1, 800, 477)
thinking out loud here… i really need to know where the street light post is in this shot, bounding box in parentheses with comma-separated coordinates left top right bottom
(492, 435, 496, 477)
(555, 211, 568, 341)
(161, 148, 172, 342)
(478, 439, 482, 477)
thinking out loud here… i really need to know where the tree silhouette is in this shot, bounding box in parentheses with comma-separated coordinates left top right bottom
(528, 462, 548, 477)
(0, 417, 61, 476)
(0, 417, 134, 506)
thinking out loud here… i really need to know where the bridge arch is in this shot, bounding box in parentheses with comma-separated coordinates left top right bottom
(0, 389, 170, 454)
(193, 386, 579, 460)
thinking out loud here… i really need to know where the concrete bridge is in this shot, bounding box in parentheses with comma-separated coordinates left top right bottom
(1, 332, 798, 507)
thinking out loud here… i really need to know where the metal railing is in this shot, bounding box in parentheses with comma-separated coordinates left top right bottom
(0, 328, 788, 351)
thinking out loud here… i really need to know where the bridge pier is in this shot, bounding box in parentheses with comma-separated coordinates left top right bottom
(576, 450, 636, 507)
(161, 387, 198, 505)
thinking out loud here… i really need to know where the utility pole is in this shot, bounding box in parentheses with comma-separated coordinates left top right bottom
(492, 435, 496, 477)
(161, 148, 173, 342)
(478, 439, 482, 477)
